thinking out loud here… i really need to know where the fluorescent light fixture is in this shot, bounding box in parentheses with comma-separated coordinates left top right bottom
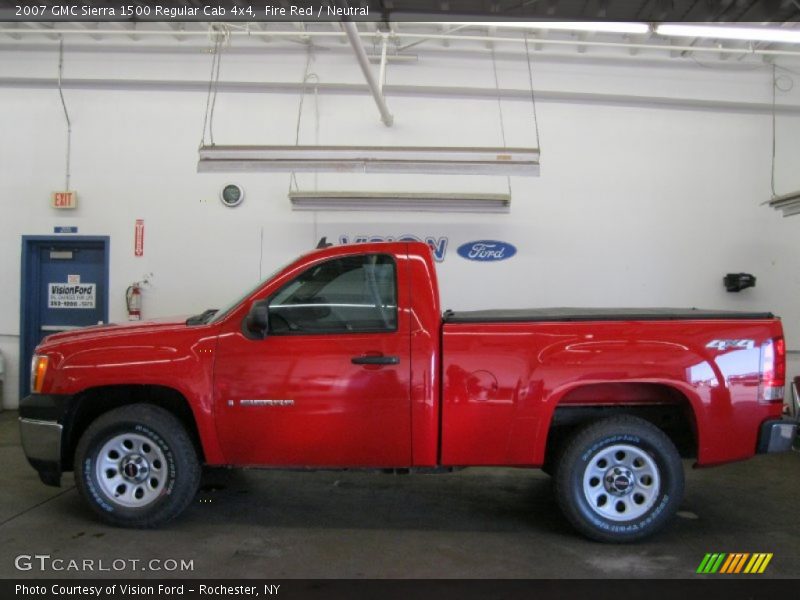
(198, 145, 540, 176)
(289, 191, 512, 213)
(656, 23, 800, 44)
(445, 21, 650, 35)
(767, 190, 800, 217)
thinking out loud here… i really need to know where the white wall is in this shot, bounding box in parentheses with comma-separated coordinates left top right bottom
(1, 39, 800, 408)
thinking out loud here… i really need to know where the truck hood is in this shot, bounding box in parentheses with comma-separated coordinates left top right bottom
(40, 316, 194, 347)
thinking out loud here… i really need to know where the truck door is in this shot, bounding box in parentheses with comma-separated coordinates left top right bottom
(213, 253, 412, 467)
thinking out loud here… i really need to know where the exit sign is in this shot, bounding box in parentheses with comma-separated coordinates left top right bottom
(52, 191, 77, 209)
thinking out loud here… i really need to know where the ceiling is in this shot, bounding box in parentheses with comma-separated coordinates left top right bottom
(371, 0, 800, 21)
(4, 0, 797, 22)
(2, 1, 800, 64)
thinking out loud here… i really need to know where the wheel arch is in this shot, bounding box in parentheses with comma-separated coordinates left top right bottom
(543, 382, 700, 470)
(62, 384, 206, 471)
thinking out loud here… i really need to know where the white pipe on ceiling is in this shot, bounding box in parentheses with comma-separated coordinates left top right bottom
(5, 76, 800, 114)
(341, 23, 393, 126)
(3, 27, 800, 59)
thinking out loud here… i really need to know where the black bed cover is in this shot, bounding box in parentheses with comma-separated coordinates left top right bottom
(443, 307, 775, 324)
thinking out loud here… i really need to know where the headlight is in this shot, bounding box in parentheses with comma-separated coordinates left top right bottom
(30, 355, 49, 394)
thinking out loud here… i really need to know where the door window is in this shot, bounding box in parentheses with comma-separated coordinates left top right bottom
(268, 254, 397, 334)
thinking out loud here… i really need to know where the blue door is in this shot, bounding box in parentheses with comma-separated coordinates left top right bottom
(20, 236, 109, 399)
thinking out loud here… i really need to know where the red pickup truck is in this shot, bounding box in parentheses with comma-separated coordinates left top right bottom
(20, 242, 797, 542)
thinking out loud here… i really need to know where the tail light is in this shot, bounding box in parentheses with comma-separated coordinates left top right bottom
(759, 337, 785, 403)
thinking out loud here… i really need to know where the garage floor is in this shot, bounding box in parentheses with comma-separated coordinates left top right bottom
(0, 410, 798, 579)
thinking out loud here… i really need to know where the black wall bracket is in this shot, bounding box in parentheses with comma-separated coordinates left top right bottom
(724, 273, 756, 292)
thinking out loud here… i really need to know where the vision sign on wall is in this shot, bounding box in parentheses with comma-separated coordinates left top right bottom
(337, 234, 449, 262)
(329, 234, 518, 263)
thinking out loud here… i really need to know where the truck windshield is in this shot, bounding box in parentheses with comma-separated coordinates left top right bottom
(205, 261, 292, 325)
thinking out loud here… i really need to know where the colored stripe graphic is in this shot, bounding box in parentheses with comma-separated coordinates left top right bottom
(744, 553, 773, 574)
(719, 554, 736, 574)
(699, 553, 773, 574)
(720, 553, 749, 574)
(744, 554, 760, 573)
(733, 554, 749, 573)
(696, 554, 713, 573)
(710, 553, 726, 573)
(697, 553, 727, 573)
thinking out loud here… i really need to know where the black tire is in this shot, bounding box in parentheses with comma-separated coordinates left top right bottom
(74, 404, 201, 528)
(554, 416, 683, 543)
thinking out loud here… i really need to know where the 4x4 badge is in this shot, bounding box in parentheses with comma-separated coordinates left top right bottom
(706, 339, 755, 351)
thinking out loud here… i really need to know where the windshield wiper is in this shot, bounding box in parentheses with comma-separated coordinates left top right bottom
(186, 309, 218, 326)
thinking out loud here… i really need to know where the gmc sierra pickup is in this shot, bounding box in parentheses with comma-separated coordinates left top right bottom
(20, 242, 797, 542)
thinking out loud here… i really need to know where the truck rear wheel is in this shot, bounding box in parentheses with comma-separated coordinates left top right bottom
(554, 416, 683, 543)
(74, 404, 200, 528)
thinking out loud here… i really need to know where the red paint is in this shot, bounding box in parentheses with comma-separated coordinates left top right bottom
(213, 247, 413, 467)
(440, 320, 782, 467)
(33, 242, 785, 469)
(134, 219, 144, 257)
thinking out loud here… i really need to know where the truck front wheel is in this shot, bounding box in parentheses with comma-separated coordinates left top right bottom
(554, 416, 684, 543)
(74, 404, 200, 528)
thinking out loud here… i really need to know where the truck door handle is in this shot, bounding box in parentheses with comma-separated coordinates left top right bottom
(351, 355, 400, 365)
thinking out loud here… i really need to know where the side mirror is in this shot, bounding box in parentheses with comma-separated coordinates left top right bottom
(244, 300, 269, 338)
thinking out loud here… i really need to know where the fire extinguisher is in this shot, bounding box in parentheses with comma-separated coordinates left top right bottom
(126, 283, 142, 321)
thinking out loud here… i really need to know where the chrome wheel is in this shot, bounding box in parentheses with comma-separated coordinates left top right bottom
(95, 433, 167, 508)
(581, 443, 661, 522)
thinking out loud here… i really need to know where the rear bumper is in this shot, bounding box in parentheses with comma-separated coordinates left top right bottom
(756, 418, 798, 454)
(789, 379, 800, 420)
(18, 394, 71, 487)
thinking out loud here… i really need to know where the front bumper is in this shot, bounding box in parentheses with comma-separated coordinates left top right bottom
(18, 418, 63, 486)
(756, 418, 798, 454)
(18, 394, 71, 487)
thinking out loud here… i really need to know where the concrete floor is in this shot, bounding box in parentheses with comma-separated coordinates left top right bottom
(0, 410, 798, 579)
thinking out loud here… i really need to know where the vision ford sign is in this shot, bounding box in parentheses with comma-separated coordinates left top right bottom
(338, 235, 449, 262)
(457, 240, 517, 262)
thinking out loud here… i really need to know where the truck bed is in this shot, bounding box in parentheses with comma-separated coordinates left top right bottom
(443, 307, 775, 323)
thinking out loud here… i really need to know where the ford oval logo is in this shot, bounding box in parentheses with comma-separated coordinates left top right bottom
(457, 240, 517, 262)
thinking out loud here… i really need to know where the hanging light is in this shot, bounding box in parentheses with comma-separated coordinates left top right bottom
(197, 145, 540, 176)
(289, 191, 512, 213)
(655, 24, 800, 44)
(767, 190, 800, 217)
(444, 22, 651, 35)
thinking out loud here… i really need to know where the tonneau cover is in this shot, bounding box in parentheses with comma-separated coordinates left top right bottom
(443, 307, 775, 324)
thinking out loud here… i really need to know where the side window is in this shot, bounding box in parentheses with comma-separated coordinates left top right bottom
(268, 254, 397, 334)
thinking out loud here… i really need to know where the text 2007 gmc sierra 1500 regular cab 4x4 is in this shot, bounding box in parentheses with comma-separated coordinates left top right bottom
(19, 242, 798, 542)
